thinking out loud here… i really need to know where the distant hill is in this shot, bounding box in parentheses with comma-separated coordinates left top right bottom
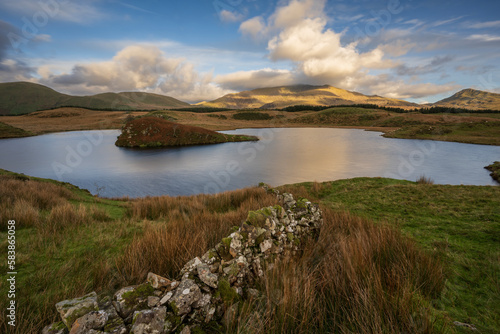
(0, 82, 190, 115)
(432, 89, 500, 110)
(200, 84, 419, 109)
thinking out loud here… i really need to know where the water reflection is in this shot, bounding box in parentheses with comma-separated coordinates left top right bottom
(0, 128, 498, 198)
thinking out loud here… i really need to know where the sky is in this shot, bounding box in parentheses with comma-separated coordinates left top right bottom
(0, 0, 499, 104)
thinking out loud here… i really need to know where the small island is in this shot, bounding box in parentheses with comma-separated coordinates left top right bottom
(485, 161, 500, 183)
(115, 116, 258, 148)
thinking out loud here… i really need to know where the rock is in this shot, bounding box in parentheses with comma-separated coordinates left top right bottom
(453, 321, 477, 331)
(102, 303, 125, 333)
(147, 296, 160, 308)
(130, 306, 166, 334)
(147, 272, 172, 289)
(179, 325, 191, 334)
(113, 283, 155, 319)
(196, 263, 218, 289)
(180, 257, 202, 276)
(159, 291, 173, 306)
(169, 279, 202, 316)
(164, 312, 184, 333)
(259, 239, 273, 253)
(192, 293, 211, 309)
(69, 310, 108, 334)
(55, 292, 99, 329)
(282, 193, 296, 209)
(42, 322, 68, 334)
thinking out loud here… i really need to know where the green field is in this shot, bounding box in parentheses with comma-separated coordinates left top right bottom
(280, 178, 500, 333)
(0, 170, 499, 333)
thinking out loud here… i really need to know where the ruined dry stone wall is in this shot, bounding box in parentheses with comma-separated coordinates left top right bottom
(42, 190, 323, 334)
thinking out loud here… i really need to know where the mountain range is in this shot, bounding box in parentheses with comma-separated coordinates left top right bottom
(0, 82, 189, 115)
(0, 82, 499, 115)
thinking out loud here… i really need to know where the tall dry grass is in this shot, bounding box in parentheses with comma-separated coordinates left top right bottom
(0, 175, 74, 229)
(233, 208, 447, 333)
(116, 188, 278, 283)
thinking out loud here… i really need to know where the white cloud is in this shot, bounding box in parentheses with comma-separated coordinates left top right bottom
(0, 0, 105, 24)
(467, 20, 500, 29)
(239, 16, 267, 40)
(215, 68, 296, 91)
(220, 10, 244, 23)
(263, 1, 394, 85)
(39, 45, 231, 103)
(431, 16, 465, 28)
(467, 34, 500, 42)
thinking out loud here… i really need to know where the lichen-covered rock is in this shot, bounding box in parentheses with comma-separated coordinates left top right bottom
(180, 257, 202, 277)
(130, 306, 166, 334)
(101, 302, 126, 333)
(42, 321, 68, 334)
(259, 239, 273, 253)
(169, 279, 202, 316)
(196, 263, 218, 289)
(69, 310, 108, 334)
(147, 272, 172, 290)
(113, 284, 155, 320)
(55, 292, 99, 329)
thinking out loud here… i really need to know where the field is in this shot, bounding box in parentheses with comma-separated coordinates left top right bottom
(1, 106, 500, 146)
(0, 170, 498, 333)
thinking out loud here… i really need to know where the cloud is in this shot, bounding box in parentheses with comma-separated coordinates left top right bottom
(220, 10, 244, 23)
(0, 0, 105, 24)
(239, 16, 267, 40)
(466, 20, 500, 29)
(431, 16, 465, 28)
(215, 68, 296, 91)
(0, 20, 36, 81)
(39, 45, 232, 103)
(261, 0, 394, 85)
(466, 34, 500, 42)
(395, 56, 454, 76)
(357, 75, 460, 99)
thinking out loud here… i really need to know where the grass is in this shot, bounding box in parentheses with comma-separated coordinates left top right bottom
(0, 122, 34, 139)
(485, 161, 500, 183)
(115, 116, 258, 148)
(279, 178, 500, 334)
(233, 208, 446, 333)
(0, 170, 498, 333)
(233, 112, 273, 121)
(2, 106, 499, 146)
(385, 120, 500, 145)
(0, 170, 277, 333)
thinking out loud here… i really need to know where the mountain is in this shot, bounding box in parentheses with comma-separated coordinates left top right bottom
(0, 82, 190, 115)
(432, 88, 500, 110)
(200, 84, 419, 109)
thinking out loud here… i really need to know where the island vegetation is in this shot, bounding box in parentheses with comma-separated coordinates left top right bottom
(485, 161, 500, 182)
(115, 116, 258, 148)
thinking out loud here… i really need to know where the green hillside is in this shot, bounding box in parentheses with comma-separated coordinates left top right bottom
(0, 82, 190, 115)
(433, 88, 500, 110)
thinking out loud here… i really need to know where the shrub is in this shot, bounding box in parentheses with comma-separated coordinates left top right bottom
(233, 112, 273, 120)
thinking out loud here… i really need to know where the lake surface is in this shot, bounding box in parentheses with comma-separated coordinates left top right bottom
(0, 128, 498, 198)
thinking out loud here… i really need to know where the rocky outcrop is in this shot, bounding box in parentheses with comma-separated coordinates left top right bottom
(42, 189, 322, 334)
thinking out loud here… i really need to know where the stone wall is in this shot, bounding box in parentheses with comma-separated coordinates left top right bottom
(42, 190, 323, 334)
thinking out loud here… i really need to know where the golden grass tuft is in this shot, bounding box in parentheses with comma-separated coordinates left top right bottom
(417, 175, 435, 185)
(116, 187, 278, 282)
(233, 208, 447, 333)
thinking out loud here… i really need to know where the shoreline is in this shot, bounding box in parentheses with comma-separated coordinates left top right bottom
(1, 107, 499, 146)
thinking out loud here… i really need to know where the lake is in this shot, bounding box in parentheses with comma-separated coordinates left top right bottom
(0, 128, 498, 198)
